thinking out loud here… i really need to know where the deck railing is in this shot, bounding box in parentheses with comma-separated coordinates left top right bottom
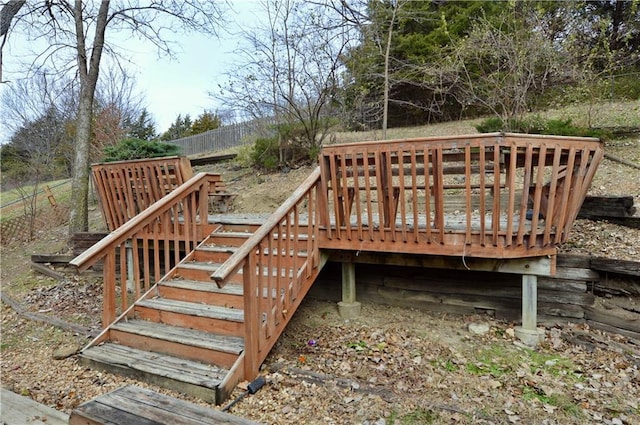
(318, 133, 604, 258)
(70, 173, 221, 326)
(92, 156, 194, 231)
(212, 167, 324, 380)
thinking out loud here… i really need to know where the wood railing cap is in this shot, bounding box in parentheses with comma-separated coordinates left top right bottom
(211, 167, 321, 284)
(321, 132, 602, 151)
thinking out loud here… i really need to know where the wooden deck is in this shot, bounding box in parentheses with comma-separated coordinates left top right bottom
(319, 133, 603, 258)
(69, 133, 603, 421)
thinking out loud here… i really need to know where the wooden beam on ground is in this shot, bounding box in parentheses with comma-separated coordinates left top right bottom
(31, 254, 76, 264)
(590, 257, 640, 277)
(189, 153, 237, 166)
(30, 262, 66, 281)
(578, 196, 636, 218)
(1, 292, 93, 336)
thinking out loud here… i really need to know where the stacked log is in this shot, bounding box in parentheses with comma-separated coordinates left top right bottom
(310, 254, 639, 339)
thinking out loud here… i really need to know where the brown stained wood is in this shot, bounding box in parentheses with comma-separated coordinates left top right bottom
(465, 145, 472, 243)
(134, 305, 244, 337)
(505, 143, 517, 246)
(318, 134, 603, 259)
(79, 345, 223, 403)
(243, 253, 259, 380)
(529, 144, 547, 248)
(110, 328, 238, 368)
(158, 279, 243, 309)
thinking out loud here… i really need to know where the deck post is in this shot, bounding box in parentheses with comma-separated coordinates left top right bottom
(338, 261, 361, 319)
(515, 274, 545, 346)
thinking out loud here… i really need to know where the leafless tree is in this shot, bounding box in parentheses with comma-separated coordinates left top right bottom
(445, 9, 560, 126)
(217, 0, 347, 162)
(3, 1, 226, 237)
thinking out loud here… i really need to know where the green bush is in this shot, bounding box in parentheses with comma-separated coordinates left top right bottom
(102, 138, 181, 162)
(251, 137, 280, 171)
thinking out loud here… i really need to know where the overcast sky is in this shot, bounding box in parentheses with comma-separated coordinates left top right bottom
(0, 1, 260, 144)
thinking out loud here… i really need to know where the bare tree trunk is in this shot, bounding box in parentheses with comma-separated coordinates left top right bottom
(68, 0, 109, 236)
(382, 2, 398, 140)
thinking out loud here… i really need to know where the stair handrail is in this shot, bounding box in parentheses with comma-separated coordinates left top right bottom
(211, 167, 321, 285)
(211, 166, 323, 380)
(70, 172, 222, 325)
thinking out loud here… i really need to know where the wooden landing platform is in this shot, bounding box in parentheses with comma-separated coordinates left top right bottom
(1, 388, 69, 425)
(70, 385, 262, 425)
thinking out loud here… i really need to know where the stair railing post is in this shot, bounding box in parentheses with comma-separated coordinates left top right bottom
(243, 254, 260, 380)
(102, 250, 116, 327)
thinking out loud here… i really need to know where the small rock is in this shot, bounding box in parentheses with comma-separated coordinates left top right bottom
(53, 344, 79, 360)
(468, 323, 490, 335)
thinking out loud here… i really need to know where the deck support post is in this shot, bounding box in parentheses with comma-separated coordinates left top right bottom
(338, 261, 361, 319)
(125, 240, 134, 292)
(515, 274, 545, 346)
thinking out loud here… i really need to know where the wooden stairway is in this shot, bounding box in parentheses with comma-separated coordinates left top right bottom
(80, 224, 259, 404)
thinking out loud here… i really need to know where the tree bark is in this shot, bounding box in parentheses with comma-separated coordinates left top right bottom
(68, 0, 110, 236)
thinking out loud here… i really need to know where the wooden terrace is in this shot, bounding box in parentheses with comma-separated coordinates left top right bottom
(69, 133, 603, 420)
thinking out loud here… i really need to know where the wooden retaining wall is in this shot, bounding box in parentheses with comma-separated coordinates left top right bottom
(310, 254, 640, 339)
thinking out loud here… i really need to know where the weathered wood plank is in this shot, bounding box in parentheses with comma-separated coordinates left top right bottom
(111, 320, 244, 353)
(585, 307, 640, 333)
(71, 385, 262, 425)
(590, 257, 640, 277)
(136, 298, 244, 322)
(578, 195, 635, 218)
(31, 254, 75, 264)
(30, 262, 66, 281)
(1, 388, 69, 425)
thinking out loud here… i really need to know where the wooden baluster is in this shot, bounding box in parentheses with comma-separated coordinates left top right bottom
(516, 144, 534, 246)
(362, 150, 374, 241)
(554, 147, 576, 244)
(505, 143, 518, 247)
(433, 146, 445, 243)
(491, 143, 501, 246)
(340, 151, 352, 239)
(352, 149, 363, 241)
(528, 145, 547, 248)
(410, 147, 419, 243)
(374, 150, 385, 241)
(398, 148, 407, 242)
(542, 146, 562, 246)
(329, 153, 341, 238)
(465, 144, 472, 244)
(424, 147, 432, 243)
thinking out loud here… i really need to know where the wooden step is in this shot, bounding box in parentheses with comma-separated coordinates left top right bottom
(174, 261, 240, 281)
(193, 245, 238, 263)
(206, 231, 253, 247)
(79, 344, 228, 403)
(70, 385, 263, 424)
(110, 320, 243, 368)
(158, 278, 244, 309)
(135, 298, 244, 336)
